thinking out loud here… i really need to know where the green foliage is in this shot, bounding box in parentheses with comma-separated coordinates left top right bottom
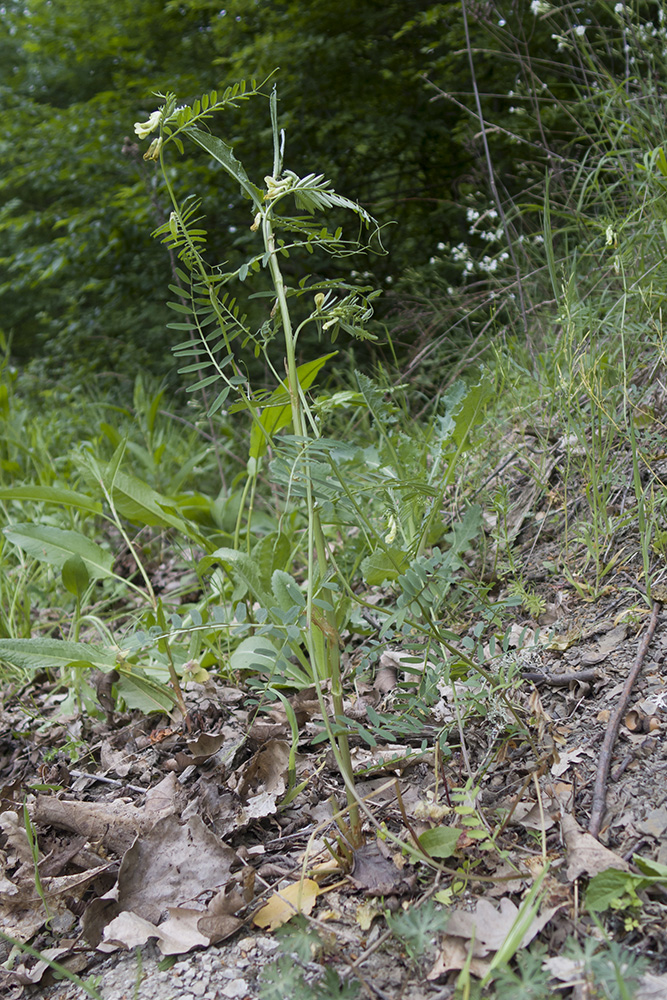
(488, 945, 553, 1000)
(385, 899, 450, 965)
(259, 917, 360, 1000)
(2, 0, 625, 385)
(586, 856, 667, 916)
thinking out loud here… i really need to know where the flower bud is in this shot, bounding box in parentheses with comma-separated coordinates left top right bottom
(143, 136, 163, 161)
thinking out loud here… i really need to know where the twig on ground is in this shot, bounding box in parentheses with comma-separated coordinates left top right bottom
(588, 600, 662, 838)
(521, 668, 601, 686)
(69, 769, 147, 794)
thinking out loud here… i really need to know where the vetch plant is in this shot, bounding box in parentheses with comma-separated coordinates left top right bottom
(132, 81, 387, 841)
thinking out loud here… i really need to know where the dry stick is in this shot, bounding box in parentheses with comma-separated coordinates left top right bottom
(521, 668, 600, 686)
(588, 600, 662, 838)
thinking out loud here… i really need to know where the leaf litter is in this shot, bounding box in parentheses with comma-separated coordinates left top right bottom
(3, 453, 667, 997)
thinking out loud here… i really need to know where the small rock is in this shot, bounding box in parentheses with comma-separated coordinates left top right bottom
(191, 983, 208, 997)
(220, 980, 249, 999)
(236, 936, 257, 951)
(255, 937, 280, 954)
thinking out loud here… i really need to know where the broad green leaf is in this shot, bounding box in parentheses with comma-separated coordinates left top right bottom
(418, 826, 460, 859)
(199, 547, 272, 606)
(252, 531, 291, 590)
(586, 862, 667, 913)
(361, 547, 409, 585)
(4, 524, 114, 579)
(0, 486, 102, 515)
(62, 554, 90, 597)
(0, 638, 118, 673)
(271, 569, 305, 611)
(230, 634, 311, 687)
(102, 469, 204, 542)
(115, 668, 176, 712)
(187, 127, 264, 208)
(249, 353, 336, 460)
(585, 869, 644, 913)
(633, 855, 667, 878)
(230, 635, 284, 673)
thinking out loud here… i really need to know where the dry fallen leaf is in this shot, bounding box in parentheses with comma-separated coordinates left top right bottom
(355, 899, 383, 931)
(580, 623, 627, 665)
(252, 878, 320, 931)
(114, 814, 239, 924)
(427, 936, 492, 980)
(349, 839, 415, 897)
(446, 896, 558, 953)
(82, 813, 240, 951)
(428, 894, 561, 979)
(0, 811, 35, 863)
(550, 747, 592, 778)
(561, 813, 630, 880)
(0, 862, 112, 944)
(32, 775, 180, 856)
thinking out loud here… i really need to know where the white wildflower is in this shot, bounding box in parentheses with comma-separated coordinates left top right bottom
(530, 1, 551, 14)
(133, 109, 161, 139)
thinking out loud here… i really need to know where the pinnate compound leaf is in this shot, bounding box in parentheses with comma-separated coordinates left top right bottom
(444, 503, 483, 556)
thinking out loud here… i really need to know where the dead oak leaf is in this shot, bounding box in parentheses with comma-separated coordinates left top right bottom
(561, 814, 630, 880)
(103, 904, 243, 955)
(427, 937, 491, 981)
(115, 814, 239, 924)
(447, 897, 557, 953)
(428, 896, 561, 979)
(32, 772, 181, 856)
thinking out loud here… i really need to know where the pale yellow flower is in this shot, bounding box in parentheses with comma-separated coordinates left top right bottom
(133, 110, 161, 139)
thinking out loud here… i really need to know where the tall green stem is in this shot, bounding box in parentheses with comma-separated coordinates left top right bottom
(262, 210, 360, 839)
